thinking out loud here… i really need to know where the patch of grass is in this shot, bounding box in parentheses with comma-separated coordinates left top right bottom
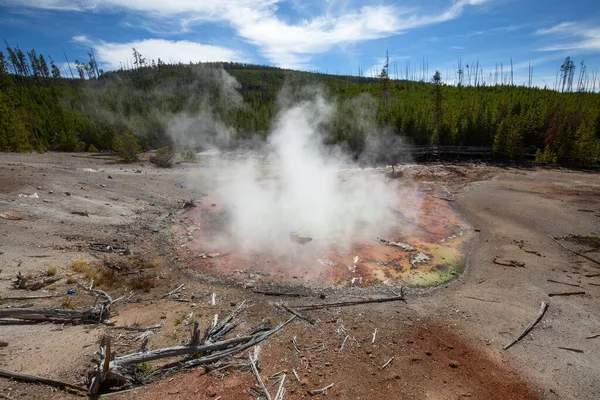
(149, 146, 173, 168)
(25, 271, 36, 279)
(136, 362, 152, 376)
(66, 276, 77, 284)
(46, 265, 58, 276)
(71, 258, 89, 273)
(127, 275, 155, 292)
(61, 301, 76, 310)
(70, 258, 117, 288)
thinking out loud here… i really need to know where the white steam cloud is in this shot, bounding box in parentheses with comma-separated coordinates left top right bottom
(214, 94, 403, 253)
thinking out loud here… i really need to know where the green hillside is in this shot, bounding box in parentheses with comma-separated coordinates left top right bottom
(1, 48, 599, 165)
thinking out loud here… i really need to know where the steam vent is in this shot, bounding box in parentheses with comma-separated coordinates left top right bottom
(174, 172, 472, 288)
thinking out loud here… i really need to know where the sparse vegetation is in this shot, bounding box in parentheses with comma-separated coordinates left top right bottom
(127, 275, 155, 292)
(136, 362, 152, 376)
(45, 265, 58, 276)
(150, 146, 173, 167)
(61, 301, 76, 310)
(180, 149, 197, 162)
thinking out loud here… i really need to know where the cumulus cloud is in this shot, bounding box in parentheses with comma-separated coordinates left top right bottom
(7, 0, 490, 69)
(72, 36, 244, 70)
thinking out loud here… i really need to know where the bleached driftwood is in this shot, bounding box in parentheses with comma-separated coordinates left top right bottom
(88, 315, 296, 395)
(503, 301, 548, 350)
(0, 368, 86, 393)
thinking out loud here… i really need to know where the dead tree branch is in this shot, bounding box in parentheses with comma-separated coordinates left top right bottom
(548, 291, 585, 297)
(294, 292, 406, 311)
(277, 303, 315, 325)
(0, 368, 86, 394)
(549, 235, 600, 268)
(249, 350, 271, 400)
(503, 301, 548, 350)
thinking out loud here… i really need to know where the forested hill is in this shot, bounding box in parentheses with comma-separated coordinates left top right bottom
(1, 55, 599, 165)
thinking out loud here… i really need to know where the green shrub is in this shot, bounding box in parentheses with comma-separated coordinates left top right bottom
(88, 144, 99, 153)
(150, 146, 173, 168)
(112, 132, 140, 163)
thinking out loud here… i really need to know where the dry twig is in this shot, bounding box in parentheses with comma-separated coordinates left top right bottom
(249, 350, 271, 400)
(503, 301, 548, 350)
(547, 279, 580, 287)
(309, 383, 334, 396)
(380, 357, 394, 370)
(558, 347, 584, 353)
(548, 291, 585, 297)
(548, 235, 600, 268)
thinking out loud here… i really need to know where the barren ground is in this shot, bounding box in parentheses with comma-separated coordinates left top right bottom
(1, 152, 599, 399)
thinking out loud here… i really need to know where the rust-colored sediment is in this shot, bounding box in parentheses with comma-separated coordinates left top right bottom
(173, 181, 472, 287)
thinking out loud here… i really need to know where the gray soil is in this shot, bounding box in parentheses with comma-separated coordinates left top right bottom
(0, 152, 599, 399)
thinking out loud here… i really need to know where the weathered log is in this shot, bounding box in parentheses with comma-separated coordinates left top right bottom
(0, 368, 86, 393)
(0, 307, 106, 323)
(0, 294, 66, 302)
(12, 272, 61, 290)
(113, 335, 255, 366)
(294, 293, 406, 311)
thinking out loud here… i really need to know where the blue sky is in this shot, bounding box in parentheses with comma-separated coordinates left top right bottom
(1, 0, 599, 89)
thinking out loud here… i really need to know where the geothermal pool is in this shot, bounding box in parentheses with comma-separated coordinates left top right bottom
(173, 174, 472, 288)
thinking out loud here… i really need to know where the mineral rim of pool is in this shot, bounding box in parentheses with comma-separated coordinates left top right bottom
(173, 183, 472, 288)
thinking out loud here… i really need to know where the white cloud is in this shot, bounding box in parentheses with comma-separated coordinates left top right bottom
(536, 21, 600, 52)
(6, 0, 491, 69)
(73, 36, 245, 70)
(535, 22, 576, 36)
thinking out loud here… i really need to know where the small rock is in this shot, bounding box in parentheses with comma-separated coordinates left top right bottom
(425, 351, 432, 356)
(108, 175, 113, 179)
(65, 192, 71, 196)
(48, 190, 54, 194)
(37, 186, 42, 190)
(449, 360, 460, 368)
(100, 184, 106, 188)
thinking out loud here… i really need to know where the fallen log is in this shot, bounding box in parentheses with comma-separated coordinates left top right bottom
(112, 324, 162, 332)
(294, 292, 406, 311)
(0, 368, 86, 394)
(254, 290, 304, 297)
(503, 301, 548, 350)
(0, 307, 107, 323)
(549, 235, 600, 269)
(0, 294, 67, 302)
(88, 316, 296, 394)
(12, 272, 61, 290)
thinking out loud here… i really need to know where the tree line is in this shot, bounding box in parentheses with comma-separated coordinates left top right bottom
(0, 45, 598, 165)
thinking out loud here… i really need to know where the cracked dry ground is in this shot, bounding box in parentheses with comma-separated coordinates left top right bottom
(1, 152, 599, 399)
